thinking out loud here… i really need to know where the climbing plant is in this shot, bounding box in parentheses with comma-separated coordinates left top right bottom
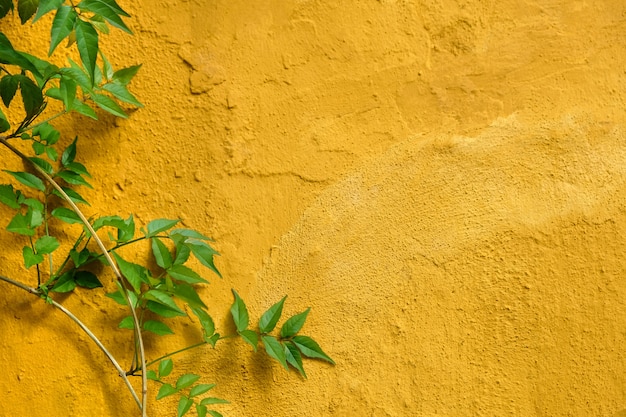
(0, 1, 333, 416)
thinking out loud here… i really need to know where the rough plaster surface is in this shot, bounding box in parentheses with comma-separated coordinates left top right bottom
(1, 0, 626, 416)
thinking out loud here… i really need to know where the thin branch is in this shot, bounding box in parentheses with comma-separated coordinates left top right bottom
(0, 137, 148, 416)
(0, 274, 141, 408)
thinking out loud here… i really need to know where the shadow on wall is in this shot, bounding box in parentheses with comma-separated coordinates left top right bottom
(250, 113, 626, 415)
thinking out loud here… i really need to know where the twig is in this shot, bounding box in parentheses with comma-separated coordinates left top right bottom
(0, 274, 141, 408)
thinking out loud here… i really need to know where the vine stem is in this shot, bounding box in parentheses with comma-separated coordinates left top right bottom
(0, 137, 148, 416)
(0, 274, 141, 408)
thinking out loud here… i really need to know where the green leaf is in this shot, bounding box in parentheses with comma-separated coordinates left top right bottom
(199, 398, 229, 406)
(167, 264, 208, 284)
(118, 315, 134, 329)
(230, 290, 249, 332)
(0, 184, 21, 209)
(29, 157, 53, 175)
(177, 397, 193, 417)
(0, 0, 13, 19)
(158, 358, 173, 378)
(239, 329, 258, 352)
(207, 411, 224, 417)
(262, 335, 289, 370)
(187, 240, 221, 277)
(196, 405, 207, 417)
(292, 335, 335, 365)
(171, 282, 207, 309)
(0, 34, 41, 77)
(169, 228, 213, 241)
(189, 384, 216, 398)
(280, 308, 310, 338)
(0, 75, 18, 107)
(112, 252, 146, 292)
(156, 383, 178, 400)
(146, 300, 186, 318)
(89, 14, 109, 34)
(61, 137, 77, 166)
(78, 0, 132, 33)
(151, 237, 173, 269)
(112, 64, 141, 85)
(34, 122, 60, 145)
(52, 186, 90, 206)
(6, 212, 34, 236)
(18, 75, 44, 118)
(69, 247, 90, 267)
(144, 290, 184, 315)
(92, 93, 127, 118)
(51, 207, 82, 224)
(102, 82, 142, 106)
(18, 0, 38, 24)
(190, 307, 215, 338)
(33, 0, 64, 23)
(23, 246, 44, 269)
(176, 374, 200, 390)
(0, 109, 9, 133)
(205, 333, 220, 347)
(75, 270, 103, 288)
(45, 146, 58, 161)
(145, 218, 180, 237)
(173, 241, 191, 265)
(64, 161, 90, 177)
(56, 170, 92, 188)
(71, 99, 98, 119)
(35, 235, 59, 254)
(59, 77, 77, 111)
(49, 6, 77, 56)
(143, 320, 174, 336)
(146, 369, 158, 381)
(74, 19, 99, 82)
(52, 271, 77, 293)
(259, 296, 286, 334)
(4, 170, 45, 192)
(284, 341, 307, 378)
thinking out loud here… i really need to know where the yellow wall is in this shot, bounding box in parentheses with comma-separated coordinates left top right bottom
(2, 0, 626, 415)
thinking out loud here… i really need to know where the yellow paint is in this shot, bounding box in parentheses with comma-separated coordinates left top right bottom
(1, 0, 626, 415)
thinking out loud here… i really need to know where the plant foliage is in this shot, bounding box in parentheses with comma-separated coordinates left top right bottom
(0, 1, 333, 415)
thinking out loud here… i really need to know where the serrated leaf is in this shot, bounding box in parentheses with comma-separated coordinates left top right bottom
(102, 82, 142, 107)
(144, 320, 174, 336)
(0, 75, 18, 107)
(18, 0, 38, 24)
(75, 270, 102, 288)
(190, 307, 215, 338)
(144, 289, 184, 315)
(262, 335, 288, 370)
(112, 64, 140, 85)
(112, 252, 146, 292)
(74, 19, 98, 83)
(177, 396, 193, 417)
(35, 235, 59, 254)
(167, 264, 208, 284)
(118, 315, 134, 329)
(7, 212, 34, 236)
(4, 170, 45, 192)
(23, 246, 44, 269)
(230, 290, 248, 332)
(92, 92, 127, 117)
(292, 335, 335, 365)
(171, 282, 207, 309)
(145, 218, 179, 237)
(29, 157, 53, 175)
(199, 398, 229, 406)
(52, 271, 76, 293)
(284, 341, 307, 378)
(151, 237, 172, 269)
(259, 296, 286, 334)
(56, 170, 92, 188)
(187, 240, 221, 278)
(0, 184, 20, 209)
(156, 383, 178, 400)
(173, 241, 191, 265)
(158, 358, 173, 378)
(239, 329, 258, 352)
(51, 207, 82, 224)
(189, 384, 216, 398)
(18, 75, 44, 118)
(32, 0, 63, 23)
(0, 0, 13, 19)
(78, 0, 132, 33)
(176, 374, 200, 390)
(49, 6, 77, 55)
(281, 308, 310, 338)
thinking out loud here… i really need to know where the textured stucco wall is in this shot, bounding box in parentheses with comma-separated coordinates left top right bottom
(2, 1, 626, 416)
